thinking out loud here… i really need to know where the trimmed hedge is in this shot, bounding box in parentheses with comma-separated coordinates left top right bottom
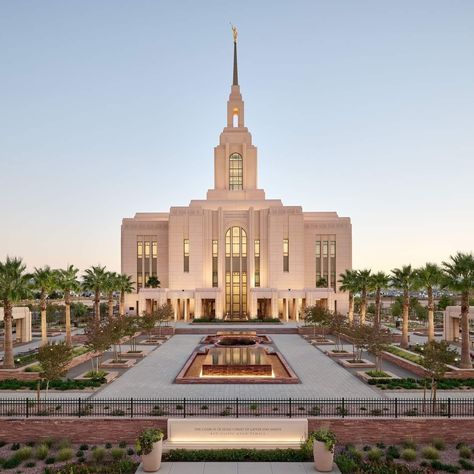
(164, 448, 311, 462)
(369, 378, 474, 390)
(192, 318, 281, 324)
(0, 377, 106, 391)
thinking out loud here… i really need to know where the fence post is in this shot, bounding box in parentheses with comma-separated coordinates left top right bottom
(236, 398, 239, 418)
(183, 398, 186, 418)
(26, 398, 29, 419)
(395, 398, 398, 419)
(289, 398, 292, 418)
(78, 398, 81, 418)
(130, 397, 134, 419)
(448, 398, 451, 419)
(342, 398, 345, 418)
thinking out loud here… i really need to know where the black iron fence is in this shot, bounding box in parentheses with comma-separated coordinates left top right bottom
(0, 397, 474, 419)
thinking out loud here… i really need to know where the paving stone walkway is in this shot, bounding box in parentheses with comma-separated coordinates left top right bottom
(136, 462, 340, 473)
(96, 334, 380, 398)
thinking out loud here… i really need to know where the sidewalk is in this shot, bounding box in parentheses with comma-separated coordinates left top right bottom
(137, 462, 340, 473)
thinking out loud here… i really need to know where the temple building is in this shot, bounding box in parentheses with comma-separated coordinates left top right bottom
(121, 34, 352, 320)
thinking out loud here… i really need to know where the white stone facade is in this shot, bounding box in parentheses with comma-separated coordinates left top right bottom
(121, 41, 352, 320)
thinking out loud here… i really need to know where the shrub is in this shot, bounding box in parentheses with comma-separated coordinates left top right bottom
(386, 446, 400, 459)
(10, 442, 20, 451)
(92, 447, 106, 462)
(79, 444, 89, 451)
(402, 438, 417, 450)
(459, 459, 474, 470)
(58, 439, 71, 450)
(459, 446, 472, 459)
(164, 448, 310, 462)
(335, 453, 359, 474)
(26, 441, 35, 447)
(422, 446, 440, 460)
(0, 440, 6, 447)
(136, 428, 164, 456)
(13, 446, 32, 461)
(430, 460, 459, 473)
(347, 446, 363, 462)
(432, 437, 446, 450)
(127, 448, 135, 456)
(367, 447, 384, 462)
(25, 461, 36, 468)
(118, 441, 127, 448)
(45, 437, 55, 448)
(456, 442, 467, 449)
(76, 450, 84, 458)
(57, 447, 74, 462)
(3, 457, 21, 469)
(111, 447, 125, 460)
(105, 442, 112, 449)
(35, 444, 49, 460)
(45, 456, 56, 464)
(401, 448, 417, 461)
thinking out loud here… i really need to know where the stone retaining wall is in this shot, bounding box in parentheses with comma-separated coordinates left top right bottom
(2, 417, 474, 444)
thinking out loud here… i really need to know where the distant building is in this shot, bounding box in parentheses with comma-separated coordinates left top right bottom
(121, 36, 352, 320)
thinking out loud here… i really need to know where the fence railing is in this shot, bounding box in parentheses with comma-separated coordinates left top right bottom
(0, 397, 473, 419)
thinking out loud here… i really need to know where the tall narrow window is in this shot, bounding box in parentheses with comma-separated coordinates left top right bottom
(233, 108, 239, 127)
(212, 239, 218, 287)
(254, 239, 260, 287)
(144, 241, 150, 258)
(183, 239, 190, 273)
(283, 238, 289, 272)
(137, 274, 143, 290)
(315, 240, 321, 286)
(322, 240, 329, 287)
(152, 240, 158, 275)
(330, 240, 336, 290)
(137, 240, 143, 291)
(229, 153, 243, 190)
(152, 241, 158, 258)
(137, 242, 143, 258)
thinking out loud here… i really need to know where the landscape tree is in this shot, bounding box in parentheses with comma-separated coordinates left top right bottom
(37, 341, 73, 397)
(56, 264, 80, 346)
(329, 311, 348, 352)
(390, 265, 416, 349)
(303, 305, 332, 338)
(154, 303, 174, 337)
(0, 257, 31, 368)
(369, 271, 390, 328)
(414, 263, 443, 342)
(146, 276, 161, 288)
(356, 269, 372, 325)
(436, 294, 456, 311)
(347, 323, 370, 362)
(421, 340, 457, 409)
(338, 269, 359, 325)
(366, 326, 392, 372)
(32, 266, 58, 346)
(442, 252, 474, 369)
(122, 315, 140, 352)
(84, 317, 112, 373)
(116, 273, 134, 316)
(82, 265, 108, 321)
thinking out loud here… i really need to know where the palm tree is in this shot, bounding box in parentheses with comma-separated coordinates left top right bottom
(0, 257, 31, 368)
(442, 252, 474, 369)
(356, 269, 372, 325)
(338, 269, 358, 325)
(116, 274, 134, 317)
(391, 265, 416, 349)
(103, 272, 119, 319)
(82, 265, 107, 321)
(369, 271, 390, 328)
(57, 265, 80, 346)
(32, 266, 58, 346)
(414, 263, 443, 342)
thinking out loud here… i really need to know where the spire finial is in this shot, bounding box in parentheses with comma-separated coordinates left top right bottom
(231, 24, 238, 86)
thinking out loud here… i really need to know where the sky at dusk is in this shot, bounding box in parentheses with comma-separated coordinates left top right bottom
(1, 0, 473, 274)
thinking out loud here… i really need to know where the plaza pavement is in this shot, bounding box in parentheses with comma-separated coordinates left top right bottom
(96, 334, 380, 398)
(137, 462, 340, 473)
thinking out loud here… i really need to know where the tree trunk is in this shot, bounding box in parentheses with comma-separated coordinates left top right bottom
(41, 295, 48, 347)
(65, 291, 72, 346)
(427, 286, 435, 342)
(460, 291, 472, 368)
(108, 292, 114, 319)
(348, 293, 354, 325)
(401, 289, 410, 349)
(375, 289, 381, 328)
(120, 291, 125, 317)
(360, 289, 367, 325)
(2, 300, 15, 369)
(94, 292, 100, 321)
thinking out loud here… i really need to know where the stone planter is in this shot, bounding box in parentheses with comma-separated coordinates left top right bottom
(313, 440, 334, 472)
(339, 358, 376, 369)
(142, 439, 162, 472)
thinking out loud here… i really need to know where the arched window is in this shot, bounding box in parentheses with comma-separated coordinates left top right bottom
(233, 108, 239, 127)
(229, 153, 243, 190)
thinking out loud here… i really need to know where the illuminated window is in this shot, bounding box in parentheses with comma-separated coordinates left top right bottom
(330, 240, 336, 290)
(229, 153, 243, 190)
(283, 238, 289, 272)
(254, 239, 260, 287)
(233, 108, 239, 127)
(137, 241, 143, 258)
(144, 241, 150, 258)
(152, 241, 158, 258)
(183, 239, 190, 273)
(212, 240, 218, 287)
(225, 227, 247, 316)
(137, 274, 143, 290)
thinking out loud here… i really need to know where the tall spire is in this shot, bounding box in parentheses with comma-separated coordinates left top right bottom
(231, 24, 238, 86)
